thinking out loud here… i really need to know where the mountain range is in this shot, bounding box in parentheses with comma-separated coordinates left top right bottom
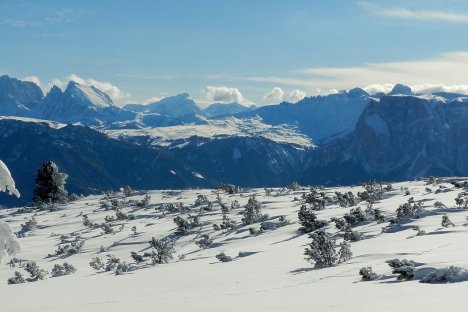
(1, 74, 468, 206)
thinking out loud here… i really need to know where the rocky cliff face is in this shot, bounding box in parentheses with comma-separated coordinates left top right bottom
(302, 95, 468, 184)
(0, 75, 43, 116)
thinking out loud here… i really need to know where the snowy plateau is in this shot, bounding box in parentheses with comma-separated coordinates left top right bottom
(2, 179, 468, 311)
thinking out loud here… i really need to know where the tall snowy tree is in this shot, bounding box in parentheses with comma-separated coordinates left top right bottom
(0, 160, 21, 262)
(33, 161, 68, 204)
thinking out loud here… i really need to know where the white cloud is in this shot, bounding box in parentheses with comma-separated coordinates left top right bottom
(248, 51, 468, 97)
(360, 2, 468, 23)
(46, 74, 130, 103)
(262, 87, 284, 103)
(204, 86, 247, 104)
(22, 75, 42, 88)
(143, 96, 162, 104)
(289, 89, 306, 103)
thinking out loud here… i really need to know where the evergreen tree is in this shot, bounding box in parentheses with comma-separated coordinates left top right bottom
(304, 230, 337, 268)
(33, 161, 68, 204)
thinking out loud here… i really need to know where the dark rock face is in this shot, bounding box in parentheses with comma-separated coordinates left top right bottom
(301, 96, 468, 184)
(0, 75, 43, 116)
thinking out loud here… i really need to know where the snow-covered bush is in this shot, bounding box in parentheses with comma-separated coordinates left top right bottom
(420, 266, 468, 283)
(89, 257, 105, 270)
(105, 254, 121, 272)
(122, 185, 133, 197)
(230, 200, 240, 210)
(7, 271, 26, 284)
(298, 205, 327, 233)
(217, 183, 241, 194)
(0, 221, 21, 262)
(130, 251, 145, 263)
(216, 252, 232, 262)
(441, 215, 455, 228)
(173, 215, 200, 235)
(337, 241, 352, 263)
(33, 161, 68, 204)
(343, 228, 362, 241)
(386, 258, 415, 280)
(135, 194, 151, 208)
(18, 217, 38, 236)
(115, 262, 131, 275)
(304, 230, 337, 268)
(359, 267, 378, 281)
(287, 182, 301, 191)
(82, 215, 95, 228)
(24, 262, 48, 282)
(343, 207, 367, 226)
(395, 198, 423, 222)
(149, 237, 175, 264)
(51, 262, 77, 277)
(195, 234, 213, 249)
(55, 237, 85, 255)
(335, 191, 357, 207)
(101, 223, 114, 234)
(195, 194, 210, 206)
(301, 190, 326, 210)
(241, 195, 267, 225)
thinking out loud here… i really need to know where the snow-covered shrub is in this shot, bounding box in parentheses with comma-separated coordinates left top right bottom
(365, 207, 385, 223)
(51, 262, 77, 277)
(434, 201, 446, 209)
(298, 205, 327, 233)
(386, 258, 415, 280)
(56, 237, 85, 255)
(18, 217, 38, 235)
(216, 252, 232, 262)
(130, 251, 145, 263)
(287, 182, 301, 191)
(343, 207, 367, 226)
(195, 234, 213, 249)
(195, 194, 210, 206)
(89, 257, 105, 270)
(33, 161, 68, 204)
(105, 254, 121, 271)
(135, 194, 151, 208)
(455, 193, 468, 208)
(230, 200, 240, 210)
(82, 215, 95, 228)
(335, 191, 357, 207)
(331, 217, 348, 231)
(357, 180, 386, 205)
(7, 271, 26, 284)
(213, 215, 237, 231)
(115, 262, 130, 275)
(301, 190, 326, 210)
(101, 223, 114, 235)
(304, 230, 337, 268)
(395, 198, 423, 222)
(359, 267, 378, 281)
(337, 241, 352, 263)
(173, 215, 200, 235)
(0, 221, 21, 262)
(241, 195, 267, 225)
(24, 262, 48, 282)
(441, 215, 455, 228)
(420, 266, 468, 283)
(343, 228, 362, 241)
(149, 237, 175, 264)
(122, 185, 133, 197)
(217, 183, 241, 194)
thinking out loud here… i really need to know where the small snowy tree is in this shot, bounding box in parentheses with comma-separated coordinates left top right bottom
(337, 241, 352, 263)
(441, 215, 455, 228)
(0, 160, 20, 197)
(241, 195, 266, 225)
(359, 267, 378, 281)
(304, 230, 337, 268)
(149, 237, 175, 264)
(33, 161, 68, 204)
(0, 221, 21, 263)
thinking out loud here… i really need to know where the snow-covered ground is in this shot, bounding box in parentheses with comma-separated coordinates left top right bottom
(1, 179, 468, 311)
(105, 116, 314, 148)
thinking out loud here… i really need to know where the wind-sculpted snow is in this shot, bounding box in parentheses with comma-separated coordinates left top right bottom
(0, 221, 21, 262)
(0, 160, 19, 197)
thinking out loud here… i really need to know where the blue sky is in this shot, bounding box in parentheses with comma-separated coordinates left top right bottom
(1, 0, 468, 106)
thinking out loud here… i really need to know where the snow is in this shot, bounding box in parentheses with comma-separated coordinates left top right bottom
(69, 83, 114, 109)
(1, 179, 468, 311)
(0, 116, 67, 129)
(0, 222, 21, 263)
(105, 116, 314, 148)
(0, 160, 19, 197)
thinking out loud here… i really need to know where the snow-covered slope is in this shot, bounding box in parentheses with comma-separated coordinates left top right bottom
(124, 93, 202, 117)
(203, 102, 253, 118)
(105, 116, 313, 148)
(0, 75, 43, 116)
(239, 89, 373, 142)
(37, 82, 136, 126)
(1, 179, 468, 311)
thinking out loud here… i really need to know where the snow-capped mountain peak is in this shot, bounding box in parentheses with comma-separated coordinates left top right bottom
(64, 81, 114, 109)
